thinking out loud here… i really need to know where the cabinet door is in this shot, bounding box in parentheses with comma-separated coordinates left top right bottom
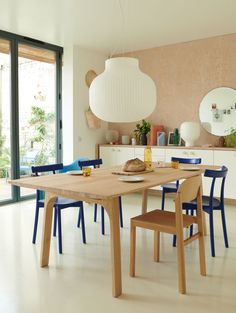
(134, 147, 145, 160)
(100, 146, 117, 166)
(134, 147, 165, 162)
(152, 148, 165, 162)
(214, 150, 236, 199)
(100, 146, 134, 166)
(165, 149, 213, 164)
(116, 147, 134, 166)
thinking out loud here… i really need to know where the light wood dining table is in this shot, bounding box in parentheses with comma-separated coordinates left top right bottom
(10, 164, 213, 297)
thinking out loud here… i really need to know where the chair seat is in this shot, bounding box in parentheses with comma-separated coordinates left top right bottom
(38, 197, 82, 207)
(161, 183, 177, 192)
(183, 196, 221, 211)
(131, 209, 196, 234)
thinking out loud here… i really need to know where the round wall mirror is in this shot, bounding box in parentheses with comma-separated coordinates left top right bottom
(199, 87, 236, 136)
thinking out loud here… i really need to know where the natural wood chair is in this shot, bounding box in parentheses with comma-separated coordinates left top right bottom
(130, 175, 206, 294)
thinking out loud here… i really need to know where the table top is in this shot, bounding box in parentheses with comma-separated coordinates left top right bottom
(9, 164, 214, 201)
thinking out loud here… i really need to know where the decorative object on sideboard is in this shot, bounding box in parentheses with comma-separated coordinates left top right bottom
(173, 128, 181, 146)
(131, 137, 136, 145)
(218, 136, 225, 147)
(121, 135, 130, 145)
(133, 120, 151, 145)
(224, 128, 236, 148)
(167, 132, 175, 145)
(180, 121, 200, 147)
(89, 57, 156, 122)
(199, 87, 236, 136)
(157, 131, 166, 146)
(105, 130, 119, 144)
(149, 125, 164, 145)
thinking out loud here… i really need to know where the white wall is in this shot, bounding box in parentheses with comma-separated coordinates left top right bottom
(62, 45, 108, 164)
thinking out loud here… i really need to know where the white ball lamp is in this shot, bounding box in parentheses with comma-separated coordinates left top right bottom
(180, 122, 200, 147)
(89, 57, 157, 122)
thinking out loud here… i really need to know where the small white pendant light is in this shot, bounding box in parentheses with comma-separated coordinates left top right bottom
(89, 57, 156, 122)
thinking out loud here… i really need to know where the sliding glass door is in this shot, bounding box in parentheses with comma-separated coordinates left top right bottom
(0, 38, 12, 201)
(18, 44, 58, 197)
(0, 31, 62, 204)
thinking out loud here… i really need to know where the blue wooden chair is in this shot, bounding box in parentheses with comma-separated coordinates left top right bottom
(31, 163, 86, 254)
(161, 157, 202, 210)
(175, 166, 229, 257)
(78, 159, 123, 235)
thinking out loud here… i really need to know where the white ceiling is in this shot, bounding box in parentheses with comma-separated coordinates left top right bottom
(0, 0, 236, 53)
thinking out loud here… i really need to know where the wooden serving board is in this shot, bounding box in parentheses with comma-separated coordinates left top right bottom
(112, 168, 154, 176)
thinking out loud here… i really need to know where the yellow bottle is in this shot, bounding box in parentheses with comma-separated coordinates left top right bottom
(144, 146, 152, 169)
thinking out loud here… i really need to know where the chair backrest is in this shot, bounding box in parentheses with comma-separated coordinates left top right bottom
(78, 159, 103, 169)
(204, 166, 228, 205)
(31, 163, 63, 201)
(31, 163, 64, 176)
(175, 175, 202, 216)
(171, 157, 202, 164)
(171, 157, 202, 188)
(177, 175, 202, 203)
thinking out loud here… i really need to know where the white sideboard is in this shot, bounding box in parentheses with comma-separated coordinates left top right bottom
(100, 146, 135, 166)
(213, 150, 236, 199)
(99, 145, 236, 200)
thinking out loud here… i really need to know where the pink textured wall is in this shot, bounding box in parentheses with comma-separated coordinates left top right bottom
(109, 34, 236, 146)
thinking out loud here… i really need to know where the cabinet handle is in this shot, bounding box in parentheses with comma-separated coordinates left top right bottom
(112, 148, 115, 152)
(118, 149, 121, 152)
(190, 151, 195, 156)
(183, 151, 188, 155)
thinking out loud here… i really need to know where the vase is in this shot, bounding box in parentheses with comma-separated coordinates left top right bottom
(140, 133, 147, 145)
(180, 122, 200, 147)
(173, 128, 180, 146)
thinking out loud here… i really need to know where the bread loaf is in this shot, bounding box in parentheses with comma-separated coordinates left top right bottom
(123, 158, 146, 172)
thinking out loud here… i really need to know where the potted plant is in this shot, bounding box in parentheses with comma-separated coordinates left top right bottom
(134, 120, 151, 145)
(224, 128, 236, 148)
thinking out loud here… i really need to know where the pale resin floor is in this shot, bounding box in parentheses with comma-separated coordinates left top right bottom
(0, 194, 235, 313)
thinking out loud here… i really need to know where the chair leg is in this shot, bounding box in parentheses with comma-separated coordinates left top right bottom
(53, 206, 57, 236)
(119, 196, 123, 228)
(94, 203, 98, 222)
(221, 207, 229, 248)
(189, 209, 194, 237)
(79, 204, 86, 244)
(198, 224, 206, 276)
(209, 212, 215, 257)
(101, 206, 105, 235)
(161, 190, 166, 210)
(172, 234, 176, 247)
(130, 223, 136, 277)
(57, 208, 63, 254)
(77, 210, 81, 228)
(176, 233, 186, 294)
(154, 231, 160, 262)
(32, 205, 40, 244)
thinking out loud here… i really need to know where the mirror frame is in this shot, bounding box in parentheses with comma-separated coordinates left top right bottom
(199, 87, 236, 136)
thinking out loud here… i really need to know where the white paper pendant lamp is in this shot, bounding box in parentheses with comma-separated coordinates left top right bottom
(89, 57, 156, 122)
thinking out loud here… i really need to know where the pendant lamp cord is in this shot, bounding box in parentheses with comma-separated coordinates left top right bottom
(109, 0, 125, 58)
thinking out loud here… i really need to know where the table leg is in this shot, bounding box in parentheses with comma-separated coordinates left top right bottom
(142, 189, 148, 214)
(40, 192, 56, 267)
(103, 197, 122, 297)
